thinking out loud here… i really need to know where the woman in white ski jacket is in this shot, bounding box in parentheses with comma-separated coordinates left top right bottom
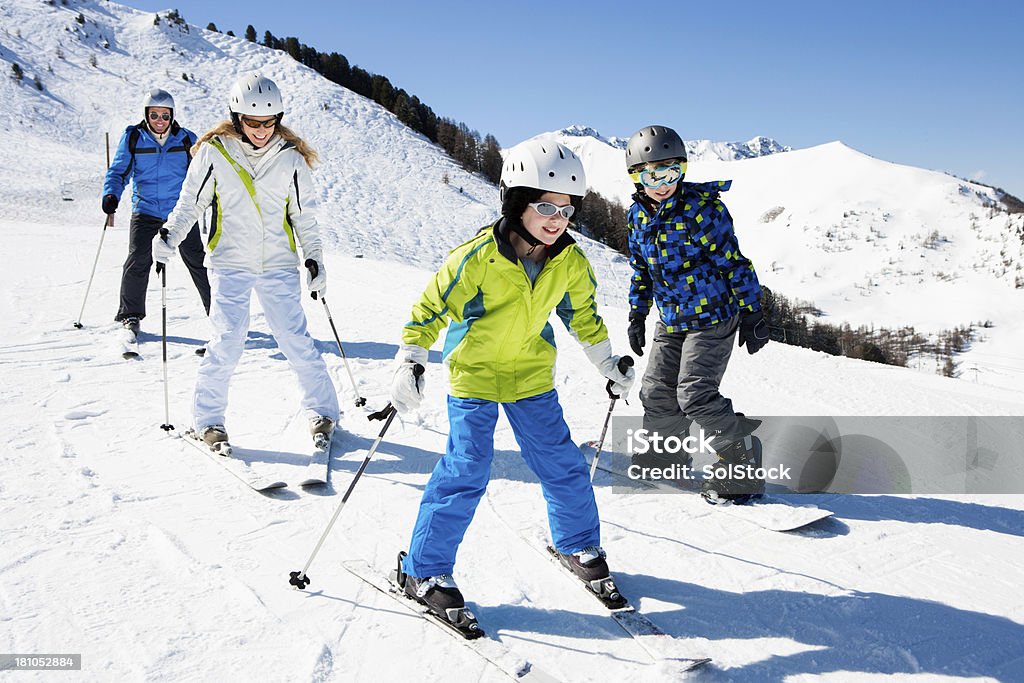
(155, 73, 338, 450)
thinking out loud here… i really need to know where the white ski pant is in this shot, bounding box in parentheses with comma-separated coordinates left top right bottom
(193, 267, 339, 431)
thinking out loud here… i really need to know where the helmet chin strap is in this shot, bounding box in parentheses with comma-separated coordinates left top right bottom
(509, 220, 545, 251)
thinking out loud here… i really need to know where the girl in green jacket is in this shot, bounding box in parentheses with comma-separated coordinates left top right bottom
(388, 139, 635, 631)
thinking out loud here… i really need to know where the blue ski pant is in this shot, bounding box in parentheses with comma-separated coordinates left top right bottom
(402, 390, 601, 579)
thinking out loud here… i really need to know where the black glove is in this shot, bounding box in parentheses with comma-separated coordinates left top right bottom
(627, 314, 646, 357)
(102, 194, 118, 215)
(738, 310, 770, 355)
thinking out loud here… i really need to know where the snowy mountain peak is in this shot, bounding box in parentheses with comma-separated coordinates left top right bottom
(554, 125, 789, 161)
(558, 124, 629, 150)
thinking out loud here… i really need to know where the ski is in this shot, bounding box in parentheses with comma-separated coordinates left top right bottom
(520, 533, 709, 673)
(178, 430, 287, 493)
(329, 557, 559, 682)
(581, 441, 833, 532)
(299, 431, 332, 487)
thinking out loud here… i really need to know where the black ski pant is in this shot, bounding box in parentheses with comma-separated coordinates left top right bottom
(116, 212, 211, 322)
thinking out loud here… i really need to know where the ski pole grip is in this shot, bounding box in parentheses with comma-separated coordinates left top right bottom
(304, 258, 319, 300)
(605, 355, 634, 400)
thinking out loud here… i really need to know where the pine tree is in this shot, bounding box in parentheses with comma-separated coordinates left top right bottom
(480, 135, 503, 184)
(245, 25, 256, 42)
(11, 63, 24, 81)
(206, 22, 219, 32)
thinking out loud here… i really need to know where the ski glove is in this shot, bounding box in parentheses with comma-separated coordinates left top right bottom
(152, 233, 177, 265)
(303, 250, 327, 299)
(391, 344, 428, 414)
(627, 314, 646, 357)
(102, 194, 118, 215)
(737, 310, 770, 355)
(583, 338, 636, 397)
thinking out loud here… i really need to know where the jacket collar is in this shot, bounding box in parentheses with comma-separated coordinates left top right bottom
(217, 134, 290, 175)
(135, 120, 184, 142)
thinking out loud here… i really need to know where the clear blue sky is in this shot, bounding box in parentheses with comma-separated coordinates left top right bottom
(129, 0, 1024, 198)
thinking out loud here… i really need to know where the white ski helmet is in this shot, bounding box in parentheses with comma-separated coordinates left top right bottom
(500, 139, 586, 200)
(229, 73, 284, 116)
(143, 88, 175, 115)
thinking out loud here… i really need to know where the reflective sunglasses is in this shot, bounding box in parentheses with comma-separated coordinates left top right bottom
(630, 162, 686, 188)
(240, 116, 278, 129)
(529, 201, 575, 219)
(148, 112, 172, 122)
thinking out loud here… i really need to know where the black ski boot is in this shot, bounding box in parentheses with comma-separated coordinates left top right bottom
(553, 546, 627, 609)
(701, 434, 765, 505)
(393, 552, 482, 638)
(122, 316, 141, 338)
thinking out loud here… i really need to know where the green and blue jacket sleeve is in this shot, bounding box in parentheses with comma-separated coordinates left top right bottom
(402, 235, 488, 350)
(556, 246, 609, 346)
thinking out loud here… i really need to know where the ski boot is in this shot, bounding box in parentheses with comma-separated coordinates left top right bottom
(393, 552, 482, 639)
(701, 434, 765, 505)
(122, 316, 141, 338)
(309, 416, 334, 450)
(553, 546, 627, 609)
(199, 424, 231, 456)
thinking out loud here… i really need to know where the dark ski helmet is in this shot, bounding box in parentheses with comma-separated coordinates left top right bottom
(625, 125, 687, 171)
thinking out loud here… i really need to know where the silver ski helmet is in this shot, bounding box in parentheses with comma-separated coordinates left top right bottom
(143, 88, 175, 121)
(625, 125, 687, 170)
(229, 73, 284, 116)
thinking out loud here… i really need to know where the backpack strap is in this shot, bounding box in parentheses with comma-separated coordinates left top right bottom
(183, 132, 195, 165)
(126, 126, 141, 175)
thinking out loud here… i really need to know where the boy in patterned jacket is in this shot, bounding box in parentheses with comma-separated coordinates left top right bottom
(623, 125, 770, 502)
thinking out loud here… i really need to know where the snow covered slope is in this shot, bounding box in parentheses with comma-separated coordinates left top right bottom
(2, 2, 1024, 680)
(3, 216, 1024, 682)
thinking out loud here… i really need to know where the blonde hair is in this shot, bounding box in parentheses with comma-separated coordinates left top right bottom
(193, 119, 320, 167)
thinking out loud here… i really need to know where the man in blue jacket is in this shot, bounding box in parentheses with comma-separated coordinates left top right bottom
(102, 88, 210, 337)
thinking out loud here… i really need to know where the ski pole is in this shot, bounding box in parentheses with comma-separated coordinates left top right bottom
(304, 258, 367, 407)
(157, 229, 174, 433)
(73, 214, 113, 328)
(589, 355, 634, 481)
(289, 365, 423, 590)
(75, 134, 114, 329)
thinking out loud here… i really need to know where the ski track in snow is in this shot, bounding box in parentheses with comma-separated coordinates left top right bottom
(2, 1, 1024, 680)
